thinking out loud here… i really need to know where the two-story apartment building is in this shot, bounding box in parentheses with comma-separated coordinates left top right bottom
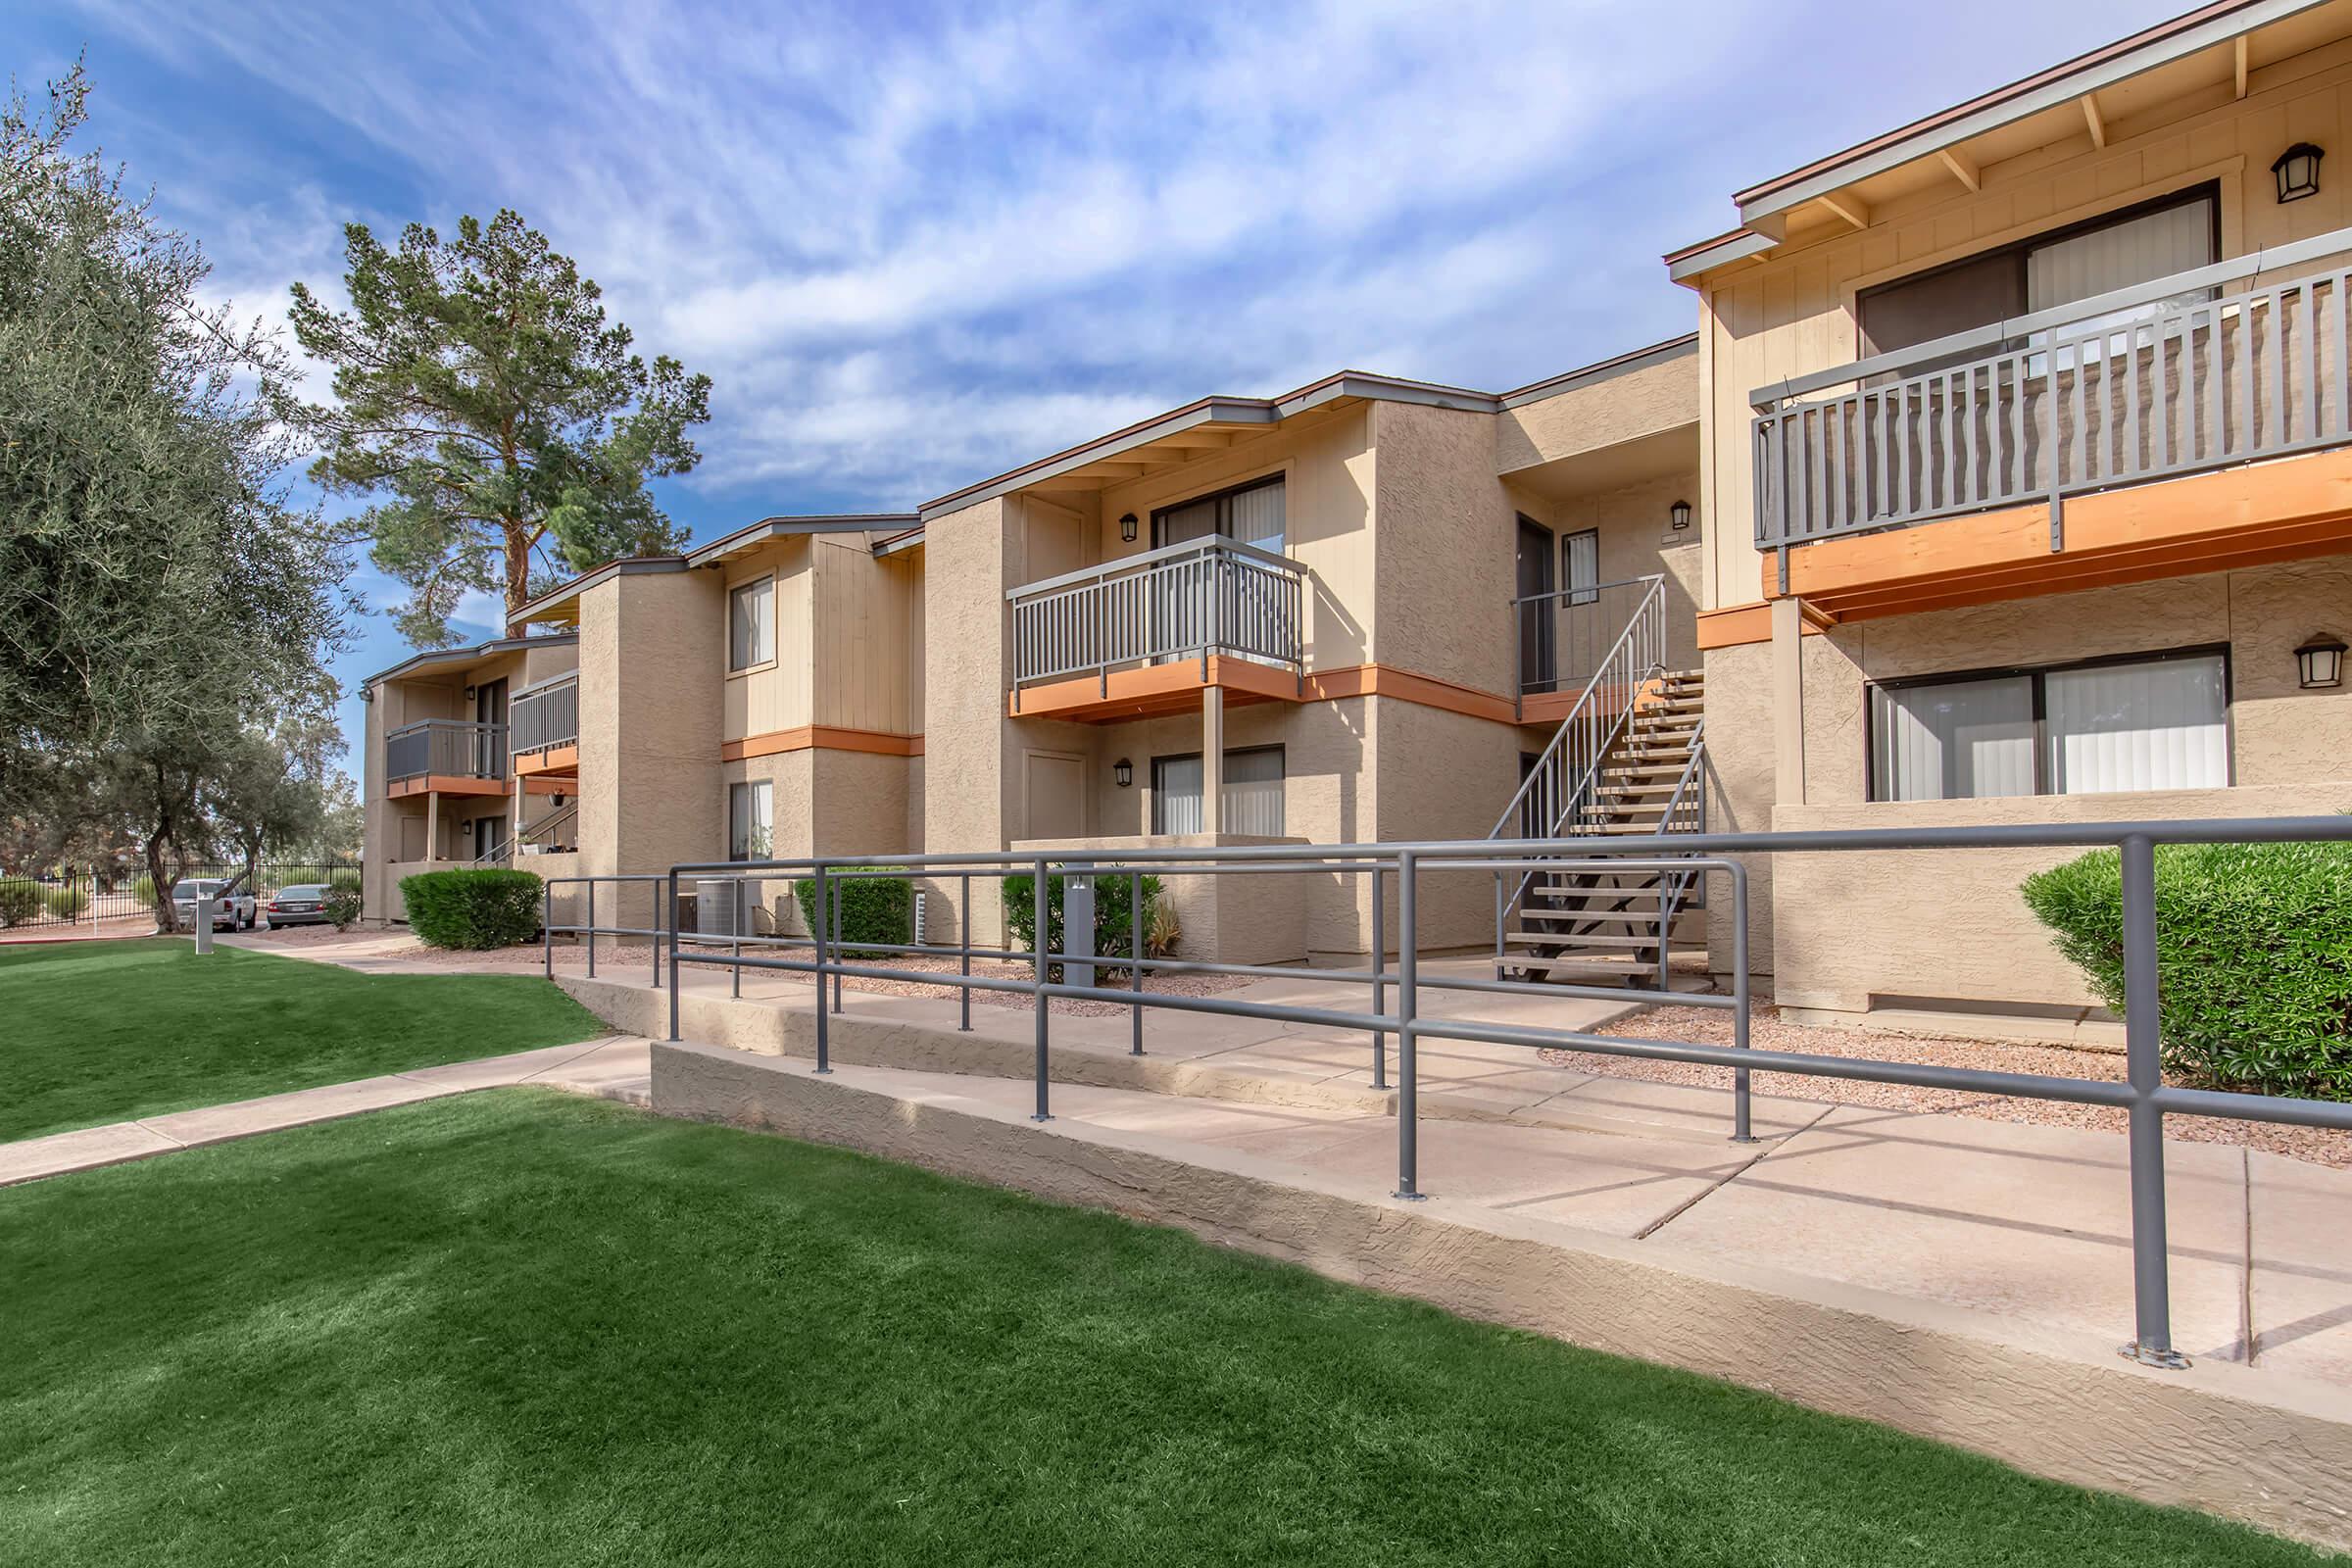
(1672, 0, 2352, 1033)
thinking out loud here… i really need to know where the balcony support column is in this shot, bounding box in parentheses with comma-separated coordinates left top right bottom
(426, 788, 441, 863)
(1201, 686, 1224, 836)
(1770, 596, 1808, 807)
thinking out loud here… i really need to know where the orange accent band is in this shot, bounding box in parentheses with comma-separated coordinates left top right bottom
(721, 725, 924, 762)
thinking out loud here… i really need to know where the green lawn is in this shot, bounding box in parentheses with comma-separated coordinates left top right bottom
(0, 939, 603, 1141)
(0, 1092, 2328, 1566)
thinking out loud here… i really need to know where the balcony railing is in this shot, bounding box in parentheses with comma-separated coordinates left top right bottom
(1005, 535, 1305, 702)
(510, 673, 579, 758)
(1751, 224, 2352, 556)
(386, 719, 508, 784)
(1513, 575, 1662, 710)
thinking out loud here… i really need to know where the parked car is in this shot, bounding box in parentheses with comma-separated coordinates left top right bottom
(264, 885, 332, 928)
(171, 878, 256, 931)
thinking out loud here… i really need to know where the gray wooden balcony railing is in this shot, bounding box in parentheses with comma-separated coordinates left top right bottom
(510, 672, 579, 758)
(385, 719, 508, 784)
(1005, 534, 1305, 704)
(1751, 223, 2352, 564)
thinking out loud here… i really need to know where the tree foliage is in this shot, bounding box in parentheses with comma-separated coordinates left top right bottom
(286, 210, 711, 644)
(0, 65, 348, 928)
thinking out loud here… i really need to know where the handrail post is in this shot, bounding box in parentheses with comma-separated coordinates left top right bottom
(1370, 862, 1388, 1090)
(2119, 833, 2184, 1368)
(585, 879, 596, 979)
(543, 881, 553, 980)
(812, 865, 832, 1075)
(666, 872, 681, 1043)
(1729, 859, 1753, 1144)
(1031, 855, 1052, 1122)
(1129, 868, 1145, 1056)
(1394, 849, 1423, 1200)
(957, 872, 972, 1032)
(731, 874, 742, 1001)
(651, 877, 662, 990)
(831, 868, 845, 1014)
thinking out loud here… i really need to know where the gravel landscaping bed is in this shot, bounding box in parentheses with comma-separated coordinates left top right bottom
(1545, 1004, 2352, 1169)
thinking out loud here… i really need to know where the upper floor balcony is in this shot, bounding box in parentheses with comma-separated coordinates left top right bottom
(1006, 534, 1306, 721)
(1750, 224, 2352, 617)
(385, 719, 509, 797)
(509, 672, 579, 776)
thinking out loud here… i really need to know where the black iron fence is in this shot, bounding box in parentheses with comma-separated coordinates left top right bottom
(0, 861, 362, 933)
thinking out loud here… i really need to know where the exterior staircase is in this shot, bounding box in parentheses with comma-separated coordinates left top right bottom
(1488, 571, 1709, 990)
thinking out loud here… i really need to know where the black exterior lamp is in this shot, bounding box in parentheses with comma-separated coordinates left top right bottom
(2274, 142, 2324, 204)
(2296, 632, 2346, 689)
(1120, 512, 1139, 544)
(1113, 758, 1134, 788)
(1669, 499, 1693, 532)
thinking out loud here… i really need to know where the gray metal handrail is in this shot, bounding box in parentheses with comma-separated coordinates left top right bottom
(516, 798, 578, 854)
(385, 718, 509, 783)
(645, 814, 2352, 1372)
(1006, 534, 1306, 699)
(1752, 225, 2352, 551)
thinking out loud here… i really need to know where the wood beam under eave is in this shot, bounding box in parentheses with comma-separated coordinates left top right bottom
(1058, 460, 1152, 480)
(2082, 92, 2107, 149)
(2234, 35, 2250, 99)
(1816, 191, 1870, 231)
(1937, 146, 1981, 193)
(1151, 431, 1239, 451)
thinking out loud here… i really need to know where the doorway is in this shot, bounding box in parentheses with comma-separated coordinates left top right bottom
(1515, 515, 1555, 694)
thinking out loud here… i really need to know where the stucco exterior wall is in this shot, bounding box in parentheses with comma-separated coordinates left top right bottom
(1506, 466, 1705, 678)
(921, 496, 1013, 946)
(1370, 401, 1516, 694)
(1496, 349, 1698, 474)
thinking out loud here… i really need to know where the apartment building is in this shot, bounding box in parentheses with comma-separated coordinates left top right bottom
(358, 345, 1708, 970)
(1671, 0, 2352, 1031)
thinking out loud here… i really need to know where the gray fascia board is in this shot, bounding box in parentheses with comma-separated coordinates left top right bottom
(362, 632, 578, 690)
(1736, 0, 2324, 228)
(1272, 372, 1498, 417)
(510, 557, 687, 622)
(683, 514, 921, 568)
(871, 528, 925, 557)
(917, 399, 1281, 521)
(1498, 334, 1699, 408)
(1666, 230, 1778, 283)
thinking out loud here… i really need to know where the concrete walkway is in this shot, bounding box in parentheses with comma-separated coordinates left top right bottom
(0, 1036, 653, 1188)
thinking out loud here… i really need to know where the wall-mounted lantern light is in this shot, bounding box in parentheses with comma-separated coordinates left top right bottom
(2296, 632, 2346, 689)
(1113, 758, 1134, 788)
(2275, 142, 2324, 204)
(1669, 499, 1693, 532)
(1119, 512, 1139, 545)
(463, 685, 478, 702)
(460, 818, 474, 835)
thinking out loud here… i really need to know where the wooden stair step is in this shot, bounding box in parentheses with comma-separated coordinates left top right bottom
(1505, 932, 1661, 953)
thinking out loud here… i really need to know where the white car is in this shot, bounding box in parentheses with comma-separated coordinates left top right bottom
(172, 878, 257, 931)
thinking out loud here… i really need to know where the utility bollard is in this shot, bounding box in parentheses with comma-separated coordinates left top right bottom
(193, 897, 215, 956)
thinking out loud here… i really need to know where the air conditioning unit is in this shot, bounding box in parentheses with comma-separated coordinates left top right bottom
(697, 878, 749, 938)
(912, 890, 927, 948)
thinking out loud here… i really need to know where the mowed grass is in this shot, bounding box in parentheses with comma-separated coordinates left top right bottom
(1, 1091, 2331, 1567)
(0, 939, 603, 1140)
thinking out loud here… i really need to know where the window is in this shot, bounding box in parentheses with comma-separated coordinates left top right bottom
(1869, 651, 2228, 802)
(1562, 529, 1599, 608)
(728, 779, 773, 859)
(1152, 474, 1286, 555)
(1859, 186, 2218, 359)
(1151, 746, 1285, 836)
(729, 575, 774, 671)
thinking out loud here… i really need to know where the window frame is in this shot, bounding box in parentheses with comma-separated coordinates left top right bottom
(727, 778, 775, 861)
(1855, 181, 2222, 360)
(1150, 471, 1288, 553)
(1149, 744, 1287, 835)
(727, 572, 776, 674)
(1864, 644, 2233, 803)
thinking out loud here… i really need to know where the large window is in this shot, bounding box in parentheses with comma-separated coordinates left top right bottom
(1152, 473, 1286, 555)
(1151, 746, 1285, 836)
(728, 779, 773, 860)
(1858, 186, 2218, 359)
(728, 575, 774, 671)
(1868, 650, 2229, 803)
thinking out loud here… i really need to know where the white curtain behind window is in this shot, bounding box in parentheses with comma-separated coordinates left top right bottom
(1871, 677, 2035, 801)
(730, 577, 773, 670)
(1225, 481, 1285, 554)
(1563, 529, 1599, 607)
(2028, 197, 2214, 315)
(2045, 656, 2227, 794)
(1152, 756, 1203, 835)
(1222, 749, 1286, 837)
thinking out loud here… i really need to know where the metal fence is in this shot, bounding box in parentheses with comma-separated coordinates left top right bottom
(0, 860, 362, 932)
(571, 817, 2352, 1373)
(386, 719, 508, 783)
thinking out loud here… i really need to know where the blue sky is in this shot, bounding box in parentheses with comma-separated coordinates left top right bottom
(13, 0, 2178, 773)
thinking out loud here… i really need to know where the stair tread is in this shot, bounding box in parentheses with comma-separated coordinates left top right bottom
(1505, 933, 1662, 952)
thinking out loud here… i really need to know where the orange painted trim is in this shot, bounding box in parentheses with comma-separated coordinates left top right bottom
(1301, 663, 1520, 726)
(1694, 602, 1831, 651)
(387, 775, 508, 799)
(1006, 656, 1305, 722)
(513, 744, 579, 777)
(520, 776, 571, 797)
(1763, 448, 2352, 620)
(720, 725, 924, 762)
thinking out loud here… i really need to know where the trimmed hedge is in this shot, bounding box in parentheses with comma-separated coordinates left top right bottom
(400, 868, 544, 951)
(0, 882, 41, 928)
(1004, 871, 1166, 982)
(792, 868, 913, 950)
(2022, 841, 2352, 1101)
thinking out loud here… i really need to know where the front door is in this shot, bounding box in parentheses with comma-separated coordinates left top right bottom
(1516, 516, 1555, 694)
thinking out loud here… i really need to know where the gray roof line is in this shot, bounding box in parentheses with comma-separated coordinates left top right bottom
(362, 632, 577, 689)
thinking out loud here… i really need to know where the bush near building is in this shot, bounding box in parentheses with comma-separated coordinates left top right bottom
(791, 868, 913, 950)
(399, 868, 544, 951)
(1003, 871, 1169, 982)
(2023, 841, 2352, 1101)
(0, 881, 42, 927)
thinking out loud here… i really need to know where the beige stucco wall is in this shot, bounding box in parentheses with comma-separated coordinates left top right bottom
(1370, 401, 1514, 694)
(1704, 560, 2352, 1008)
(1693, 42, 2352, 613)
(920, 496, 1014, 946)
(1506, 466, 1705, 678)
(1496, 348, 1698, 475)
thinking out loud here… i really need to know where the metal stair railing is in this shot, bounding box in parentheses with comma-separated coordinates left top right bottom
(1648, 717, 1708, 989)
(1487, 574, 1667, 971)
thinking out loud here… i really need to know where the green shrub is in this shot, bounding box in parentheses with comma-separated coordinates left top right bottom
(328, 870, 362, 895)
(1003, 871, 1167, 982)
(323, 887, 365, 931)
(0, 881, 42, 928)
(792, 868, 913, 951)
(400, 868, 544, 951)
(42, 885, 89, 920)
(2022, 841, 2352, 1101)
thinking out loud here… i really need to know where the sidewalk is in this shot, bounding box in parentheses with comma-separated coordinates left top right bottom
(0, 1036, 653, 1188)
